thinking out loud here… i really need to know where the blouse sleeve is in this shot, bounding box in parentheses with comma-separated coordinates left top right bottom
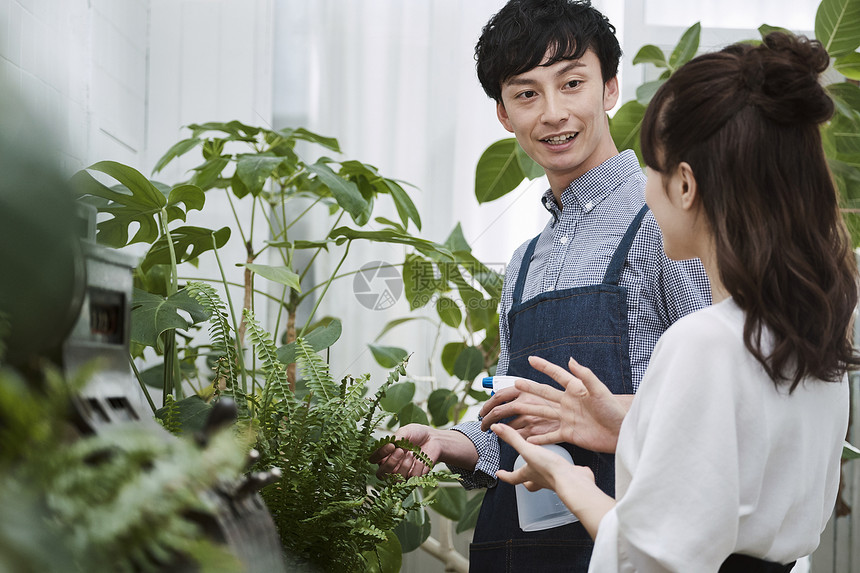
(590, 313, 747, 572)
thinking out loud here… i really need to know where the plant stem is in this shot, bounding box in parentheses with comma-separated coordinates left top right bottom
(128, 355, 156, 413)
(224, 187, 249, 247)
(297, 261, 405, 304)
(177, 276, 284, 304)
(299, 240, 351, 338)
(158, 210, 182, 404)
(299, 211, 345, 285)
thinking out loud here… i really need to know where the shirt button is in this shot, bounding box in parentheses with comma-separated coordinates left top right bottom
(584, 201, 594, 211)
(559, 236, 569, 245)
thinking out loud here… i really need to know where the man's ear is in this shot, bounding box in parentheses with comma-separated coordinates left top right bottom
(677, 161, 698, 211)
(496, 101, 514, 133)
(603, 77, 619, 111)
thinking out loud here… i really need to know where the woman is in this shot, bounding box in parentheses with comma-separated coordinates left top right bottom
(492, 32, 857, 572)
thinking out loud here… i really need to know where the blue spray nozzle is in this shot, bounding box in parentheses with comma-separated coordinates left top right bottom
(482, 376, 494, 389)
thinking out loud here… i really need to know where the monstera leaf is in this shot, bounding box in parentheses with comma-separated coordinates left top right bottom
(131, 288, 209, 351)
(139, 226, 231, 273)
(71, 161, 204, 248)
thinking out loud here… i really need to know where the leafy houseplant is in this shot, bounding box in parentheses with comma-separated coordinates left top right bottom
(71, 122, 466, 569)
(0, 362, 254, 573)
(183, 280, 448, 572)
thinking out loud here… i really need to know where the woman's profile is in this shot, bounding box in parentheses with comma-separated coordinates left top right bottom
(492, 32, 858, 572)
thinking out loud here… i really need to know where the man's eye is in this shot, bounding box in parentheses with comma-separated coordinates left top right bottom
(519, 90, 537, 99)
(566, 80, 581, 89)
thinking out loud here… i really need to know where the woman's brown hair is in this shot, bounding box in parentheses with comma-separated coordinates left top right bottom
(641, 32, 860, 390)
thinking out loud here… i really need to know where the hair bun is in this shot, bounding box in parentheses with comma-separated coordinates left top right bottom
(741, 32, 833, 125)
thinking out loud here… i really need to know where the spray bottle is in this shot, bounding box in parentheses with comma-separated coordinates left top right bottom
(482, 375, 579, 532)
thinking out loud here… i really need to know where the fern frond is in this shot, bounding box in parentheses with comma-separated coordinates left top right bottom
(185, 282, 239, 392)
(295, 338, 336, 402)
(371, 436, 435, 470)
(242, 308, 292, 414)
(158, 394, 182, 435)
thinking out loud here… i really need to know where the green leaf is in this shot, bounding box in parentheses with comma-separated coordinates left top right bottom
(668, 22, 701, 70)
(190, 156, 230, 190)
(230, 171, 251, 199)
(279, 127, 341, 152)
(835, 52, 860, 80)
(374, 316, 435, 341)
(609, 100, 647, 164)
(152, 137, 202, 174)
(455, 491, 485, 533)
(384, 179, 422, 231)
(139, 360, 199, 389)
(828, 82, 860, 119)
(831, 111, 860, 155)
(363, 530, 402, 573)
(475, 138, 527, 203)
(396, 403, 429, 426)
(403, 254, 441, 310)
(379, 381, 416, 413)
(441, 342, 466, 376)
(759, 24, 794, 38)
(189, 120, 261, 139)
(275, 319, 342, 364)
(236, 154, 285, 196)
(369, 344, 409, 368)
(130, 289, 208, 350)
(162, 183, 205, 224)
(635, 79, 665, 105)
(427, 388, 459, 426)
(453, 346, 484, 381)
(436, 297, 462, 328)
(71, 161, 167, 247)
(242, 263, 301, 293)
(816, 0, 860, 57)
(427, 485, 466, 521)
(140, 226, 231, 273)
(307, 161, 367, 220)
(393, 509, 431, 552)
(330, 227, 452, 260)
(515, 144, 544, 180)
(155, 395, 212, 435)
(632, 44, 668, 67)
(444, 223, 471, 253)
(843, 440, 860, 460)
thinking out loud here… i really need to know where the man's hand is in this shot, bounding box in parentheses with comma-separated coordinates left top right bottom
(479, 384, 561, 439)
(488, 356, 631, 453)
(369, 424, 479, 479)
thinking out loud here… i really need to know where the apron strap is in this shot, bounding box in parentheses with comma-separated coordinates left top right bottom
(602, 204, 650, 286)
(512, 235, 541, 306)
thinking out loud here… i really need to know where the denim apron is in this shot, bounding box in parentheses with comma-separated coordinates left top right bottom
(469, 205, 649, 573)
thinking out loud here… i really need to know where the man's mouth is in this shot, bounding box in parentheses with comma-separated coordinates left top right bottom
(541, 133, 577, 145)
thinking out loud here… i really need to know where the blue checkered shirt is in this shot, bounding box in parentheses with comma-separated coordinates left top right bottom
(451, 150, 711, 488)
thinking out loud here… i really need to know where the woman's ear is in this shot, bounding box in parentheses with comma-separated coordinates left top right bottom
(676, 161, 698, 211)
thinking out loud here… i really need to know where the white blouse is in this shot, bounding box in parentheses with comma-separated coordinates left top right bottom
(589, 298, 849, 573)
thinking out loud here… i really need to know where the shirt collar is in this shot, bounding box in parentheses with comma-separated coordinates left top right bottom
(541, 150, 642, 220)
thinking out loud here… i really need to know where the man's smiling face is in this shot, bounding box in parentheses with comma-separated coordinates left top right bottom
(496, 48, 619, 195)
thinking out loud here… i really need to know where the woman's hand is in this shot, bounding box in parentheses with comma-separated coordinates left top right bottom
(492, 422, 578, 492)
(507, 356, 631, 453)
(493, 421, 615, 541)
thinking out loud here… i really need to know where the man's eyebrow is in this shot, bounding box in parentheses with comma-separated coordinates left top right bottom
(503, 60, 587, 86)
(553, 61, 586, 76)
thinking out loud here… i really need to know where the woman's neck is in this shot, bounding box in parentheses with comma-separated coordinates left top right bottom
(698, 240, 730, 303)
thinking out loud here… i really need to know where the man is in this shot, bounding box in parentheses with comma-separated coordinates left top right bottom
(371, 1, 710, 570)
